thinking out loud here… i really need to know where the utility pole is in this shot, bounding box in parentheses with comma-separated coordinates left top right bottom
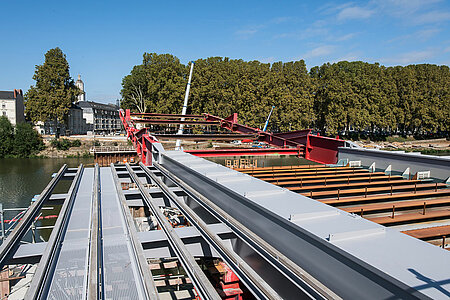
(175, 61, 195, 150)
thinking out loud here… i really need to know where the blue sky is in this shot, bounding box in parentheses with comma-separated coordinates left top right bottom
(1, 0, 450, 103)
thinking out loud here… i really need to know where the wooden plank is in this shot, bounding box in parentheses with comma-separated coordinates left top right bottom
(267, 174, 402, 186)
(0, 267, 9, 299)
(342, 197, 450, 214)
(290, 179, 423, 192)
(251, 168, 368, 178)
(320, 189, 450, 206)
(367, 209, 450, 225)
(301, 183, 447, 199)
(235, 164, 327, 172)
(402, 225, 450, 239)
(240, 165, 349, 174)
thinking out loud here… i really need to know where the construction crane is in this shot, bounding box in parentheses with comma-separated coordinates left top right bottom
(175, 61, 195, 150)
(262, 105, 275, 132)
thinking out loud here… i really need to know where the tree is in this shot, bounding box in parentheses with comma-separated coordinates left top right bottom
(25, 47, 79, 137)
(0, 116, 14, 158)
(121, 65, 149, 113)
(13, 122, 45, 157)
(120, 53, 186, 114)
(121, 52, 450, 138)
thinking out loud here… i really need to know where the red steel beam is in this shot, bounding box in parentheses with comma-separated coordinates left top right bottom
(132, 118, 220, 125)
(119, 109, 161, 166)
(185, 148, 304, 157)
(153, 133, 258, 141)
(130, 112, 204, 118)
(122, 109, 345, 164)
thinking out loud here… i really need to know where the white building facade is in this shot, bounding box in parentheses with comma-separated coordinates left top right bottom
(0, 89, 25, 125)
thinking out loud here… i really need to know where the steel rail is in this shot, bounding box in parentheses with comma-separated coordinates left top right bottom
(152, 162, 335, 300)
(110, 164, 159, 299)
(160, 154, 431, 300)
(138, 163, 283, 300)
(87, 164, 101, 299)
(26, 164, 84, 299)
(124, 164, 221, 300)
(0, 164, 68, 268)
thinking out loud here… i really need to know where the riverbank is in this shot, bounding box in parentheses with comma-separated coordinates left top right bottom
(31, 135, 450, 158)
(352, 138, 450, 155)
(36, 135, 129, 158)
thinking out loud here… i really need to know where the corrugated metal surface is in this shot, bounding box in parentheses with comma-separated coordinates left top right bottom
(100, 167, 146, 300)
(47, 168, 94, 299)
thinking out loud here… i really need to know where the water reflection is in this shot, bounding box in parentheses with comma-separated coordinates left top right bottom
(206, 155, 318, 168)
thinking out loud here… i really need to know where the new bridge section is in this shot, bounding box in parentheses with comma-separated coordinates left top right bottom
(161, 151, 450, 299)
(1, 153, 449, 299)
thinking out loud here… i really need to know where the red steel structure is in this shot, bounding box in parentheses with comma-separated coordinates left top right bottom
(119, 109, 345, 165)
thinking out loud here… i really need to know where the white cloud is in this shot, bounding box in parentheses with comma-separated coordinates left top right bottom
(387, 28, 440, 43)
(337, 6, 374, 20)
(236, 29, 258, 36)
(416, 28, 441, 39)
(414, 10, 450, 24)
(380, 49, 436, 65)
(274, 20, 329, 40)
(333, 32, 358, 41)
(259, 56, 276, 63)
(335, 51, 362, 62)
(271, 17, 291, 24)
(302, 45, 336, 59)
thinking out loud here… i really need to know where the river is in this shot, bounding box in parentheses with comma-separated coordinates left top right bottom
(0, 157, 93, 241)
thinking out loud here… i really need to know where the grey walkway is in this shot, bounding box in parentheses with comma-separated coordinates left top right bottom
(47, 168, 94, 299)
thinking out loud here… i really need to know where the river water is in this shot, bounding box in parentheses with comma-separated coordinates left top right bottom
(0, 158, 93, 241)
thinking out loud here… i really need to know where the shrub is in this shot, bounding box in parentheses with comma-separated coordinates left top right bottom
(0, 118, 45, 158)
(71, 139, 82, 147)
(0, 116, 14, 158)
(13, 123, 45, 157)
(51, 138, 81, 150)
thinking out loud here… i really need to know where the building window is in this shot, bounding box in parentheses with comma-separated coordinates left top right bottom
(2, 111, 6, 116)
(1, 103, 5, 108)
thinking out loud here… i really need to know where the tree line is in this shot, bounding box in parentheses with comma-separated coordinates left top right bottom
(0, 116, 44, 158)
(121, 53, 449, 137)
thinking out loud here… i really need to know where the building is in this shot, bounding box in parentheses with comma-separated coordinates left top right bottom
(77, 101, 121, 134)
(75, 75, 86, 102)
(0, 89, 25, 125)
(35, 75, 122, 135)
(34, 103, 88, 135)
(75, 74, 122, 135)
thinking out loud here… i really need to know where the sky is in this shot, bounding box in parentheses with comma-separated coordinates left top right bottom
(1, 0, 450, 103)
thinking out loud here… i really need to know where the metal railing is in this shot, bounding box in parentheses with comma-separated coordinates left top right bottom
(90, 146, 136, 153)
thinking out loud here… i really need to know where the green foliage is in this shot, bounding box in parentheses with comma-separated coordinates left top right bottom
(25, 48, 79, 135)
(92, 140, 101, 147)
(121, 54, 450, 137)
(385, 136, 416, 143)
(0, 117, 45, 158)
(0, 116, 14, 157)
(13, 123, 45, 157)
(71, 139, 82, 147)
(50, 138, 80, 150)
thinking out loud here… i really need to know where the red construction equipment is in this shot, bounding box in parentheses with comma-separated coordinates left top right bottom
(119, 109, 345, 165)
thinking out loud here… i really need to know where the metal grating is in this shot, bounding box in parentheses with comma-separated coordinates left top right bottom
(100, 167, 146, 300)
(47, 168, 94, 299)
